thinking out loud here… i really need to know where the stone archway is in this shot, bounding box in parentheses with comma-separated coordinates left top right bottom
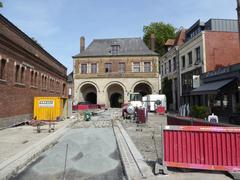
(133, 83, 152, 97)
(107, 84, 124, 108)
(80, 84, 97, 104)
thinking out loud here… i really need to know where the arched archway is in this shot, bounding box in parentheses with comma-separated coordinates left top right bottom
(107, 84, 124, 108)
(85, 92, 97, 104)
(80, 84, 97, 104)
(134, 83, 152, 97)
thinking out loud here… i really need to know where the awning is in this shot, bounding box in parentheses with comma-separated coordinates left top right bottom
(191, 78, 235, 95)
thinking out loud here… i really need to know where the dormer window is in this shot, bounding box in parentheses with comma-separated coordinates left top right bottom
(111, 45, 120, 55)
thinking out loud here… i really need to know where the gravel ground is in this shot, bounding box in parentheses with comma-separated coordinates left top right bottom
(121, 113, 166, 166)
(122, 112, 232, 180)
(10, 109, 124, 180)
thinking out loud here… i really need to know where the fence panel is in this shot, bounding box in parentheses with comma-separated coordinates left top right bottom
(167, 115, 233, 127)
(164, 126, 240, 171)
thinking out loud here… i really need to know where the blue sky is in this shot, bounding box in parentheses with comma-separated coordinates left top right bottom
(0, 0, 237, 73)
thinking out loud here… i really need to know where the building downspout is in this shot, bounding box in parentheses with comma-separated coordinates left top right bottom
(237, 0, 240, 47)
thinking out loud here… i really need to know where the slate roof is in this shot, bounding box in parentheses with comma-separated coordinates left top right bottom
(73, 37, 158, 58)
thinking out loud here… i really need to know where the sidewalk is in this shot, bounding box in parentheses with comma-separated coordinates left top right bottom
(0, 114, 79, 179)
(0, 117, 78, 164)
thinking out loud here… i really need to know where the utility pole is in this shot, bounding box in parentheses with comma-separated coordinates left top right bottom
(237, 0, 240, 47)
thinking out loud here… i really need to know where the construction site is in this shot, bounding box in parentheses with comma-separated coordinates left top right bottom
(0, 107, 239, 180)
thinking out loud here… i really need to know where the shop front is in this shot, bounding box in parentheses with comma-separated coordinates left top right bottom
(191, 64, 240, 122)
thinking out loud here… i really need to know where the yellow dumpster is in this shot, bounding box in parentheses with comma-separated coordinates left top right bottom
(33, 97, 67, 121)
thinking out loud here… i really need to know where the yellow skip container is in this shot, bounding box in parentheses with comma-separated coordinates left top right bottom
(33, 97, 67, 121)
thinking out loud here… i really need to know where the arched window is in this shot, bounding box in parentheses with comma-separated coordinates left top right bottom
(0, 59, 6, 80)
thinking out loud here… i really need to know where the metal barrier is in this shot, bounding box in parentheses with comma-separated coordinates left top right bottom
(72, 104, 100, 111)
(167, 115, 233, 127)
(163, 126, 240, 171)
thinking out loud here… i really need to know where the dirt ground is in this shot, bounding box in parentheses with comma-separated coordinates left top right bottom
(121, 113, 165, 164)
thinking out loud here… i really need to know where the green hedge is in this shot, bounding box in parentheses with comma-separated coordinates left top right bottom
(190, 105, 209, 119)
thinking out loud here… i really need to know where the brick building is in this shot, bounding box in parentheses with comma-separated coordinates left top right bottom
(0, 14, 67, 128)
(160, 29, 186, 110)
(179, 19, 240, 105)
(73, 37, 159, 107)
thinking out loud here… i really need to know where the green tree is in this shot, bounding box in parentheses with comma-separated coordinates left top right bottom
(0, 2, 3, 8)
(143, 22, 176, 56)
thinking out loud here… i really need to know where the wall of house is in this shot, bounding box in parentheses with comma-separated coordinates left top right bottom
(205, 31, 240, 72)
(74, 56, 159, 78)
(73, 56, 160, 106)
(0, 17, 67, 128)
(179, 33, 204, 97)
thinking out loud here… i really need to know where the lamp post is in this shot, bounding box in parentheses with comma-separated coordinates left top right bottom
(237, 0, 240, 47)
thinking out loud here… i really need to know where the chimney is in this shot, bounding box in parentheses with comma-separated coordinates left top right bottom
(80, 36, 85, 53)
(150, 34, 156, 51)
(237, 0, 240, 47)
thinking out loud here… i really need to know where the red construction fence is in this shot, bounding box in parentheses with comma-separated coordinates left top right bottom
(163, 126, 240, 172)
(73, 104, 105, 111)
(167, 115, 233, 127)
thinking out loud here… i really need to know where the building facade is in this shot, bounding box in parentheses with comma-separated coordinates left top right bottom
(73, 37, 159, 107)
(160, 30, 185, 110)
(0, 15, 67, 128)
(179, 19, 240, 105)
(192, 63, 240, 121)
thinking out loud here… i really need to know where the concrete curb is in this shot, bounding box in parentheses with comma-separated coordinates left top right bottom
(0, 117, 78, 180)
(113, 120, 153, 179)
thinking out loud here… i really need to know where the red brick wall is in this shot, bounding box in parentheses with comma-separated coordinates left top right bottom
(205, 31, 240, 72)
(0, 52, 67, 119)
(0, 16, 67, 122)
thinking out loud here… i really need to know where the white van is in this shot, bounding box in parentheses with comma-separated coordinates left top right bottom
(145, 94, 167, 112)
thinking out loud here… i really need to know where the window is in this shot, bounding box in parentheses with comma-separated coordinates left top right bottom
(34, 72, 38, 87)
(173, 57, 176, 71)
(45, 76, 47, 89)
(30, 71, 34, 85)
(132, 62, 140, 72)
(105, 63, 112, 73)
(168, 60, 171, 72)
(111, 45, 120, 55)
(91, 63, 97, 74)
(164, 63, 167, 74)
(0, 59, 6, 80)
(15, 65, 20, 82)
(63, 83, 66, 95)
(195, 47, 201, 62)
(20, 67, 25, 83)
(161, 65, 164, 75)
(144, 62, 151, 72)
(188, 51, 192, 65)
(81, 64, 87, 74)
(118, 62, 126, 73)
(181, 56, 185, 69)
(41, 75, 44, 89)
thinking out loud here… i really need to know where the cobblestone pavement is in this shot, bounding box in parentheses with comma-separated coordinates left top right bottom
(72, 109, 121, 129)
